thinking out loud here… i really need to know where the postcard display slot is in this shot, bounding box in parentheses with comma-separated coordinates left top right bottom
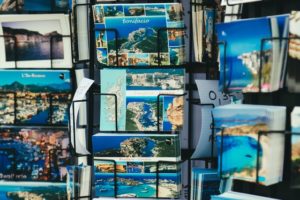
(215, 0, 300, 200)
(0, 1, 78, 200)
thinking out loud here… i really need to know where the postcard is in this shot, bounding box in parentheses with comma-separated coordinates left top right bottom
(0, 182, 67, 200)
(191, 168, 220, 200)
(216, 15, 288, 92)
(286, 11, 300, 92)
(100, 68, 185, 132)
(291, 107, 300, 188)
(93, 3, 185, 67)
(213, 104, 286, 186)
(0, 0, 70, 12)
(0, 69, 72, 125)
(92, 133, 181, 161)
(0, 127, 71, 182)
(0, 14, 72, 68)
(212, 191, 279, 200)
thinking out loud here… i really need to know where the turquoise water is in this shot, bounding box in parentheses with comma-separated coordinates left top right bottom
(95, 173, 180, 198)
(217, 135, 262, 176)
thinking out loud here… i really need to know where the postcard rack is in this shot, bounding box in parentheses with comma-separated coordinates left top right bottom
(212, 0, 300, 200)
(68, 0, 223, 199)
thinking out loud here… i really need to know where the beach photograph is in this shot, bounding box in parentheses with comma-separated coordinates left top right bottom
(0, 70, 72, 125)
(216, 17, 274, 92)
(128, 53, 149, 66)
(94, 172, 181, 198)
(0, 182, 67, 200)
(126, 96, 162, 131)
(103, 5, 124, 17)
(145, 4, 166, 16)
(0, 128, 71, 182)
(126, 69, 185, 91)
(213, 109, 271, 182)
(168, 30, 185, 47)
(124, 5, 145, 16)
(2, 20, 64, 61)
(92, 134, 180, 158)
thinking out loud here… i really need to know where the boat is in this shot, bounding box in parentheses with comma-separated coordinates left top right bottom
(117, 193, 137, 197)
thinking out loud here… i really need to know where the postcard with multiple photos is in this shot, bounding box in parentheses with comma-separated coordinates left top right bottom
(213, 104, 286, 186)
(0, 69, 72, 125)
(92, 133, 181, 162)
(0, 14, 72, 68)
(0, 0, 70, 12)
(100, 68, 185, 132)
(93, 3, 185, 67)
(0, 182, 67, 200)
(0, 127, 71, 182)
(94, 160, 181, 198)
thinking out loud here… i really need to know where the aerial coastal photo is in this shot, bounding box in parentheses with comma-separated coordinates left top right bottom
(0, 182, 67, 200)
(126, 96, 162, 131)
(0, 127, 71, 182)
(94, 172, 181, 198)
(0, 70, 72, 125)
(92, 134, 180, 159)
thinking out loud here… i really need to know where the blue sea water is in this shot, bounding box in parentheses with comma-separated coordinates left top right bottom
(23, 109, 49, 124)
(140, 103, 156, 128)
(169, 37, 184, 47)
(163, 96, 174, 131)
(95, 173, 180, 198)
(217, 136, 262, 176)
(6, 41, 64, 61)
(0, 184, 66, 200)
(145, 4, 166, 16)
(93, 135, 156, 157)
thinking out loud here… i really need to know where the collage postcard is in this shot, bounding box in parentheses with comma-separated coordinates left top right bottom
(0, 127, 71, 182)
(0, 14, 72, 68)
(100, 68, 185, 132)
(94, 160, 181, 198)
(0, 70, 72, 125)
(213, 104, 286, 186)
(93, 3, 185, 67)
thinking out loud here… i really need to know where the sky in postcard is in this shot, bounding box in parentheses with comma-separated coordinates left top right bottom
(216, 17, 272, 57)
(2, 20, 62, 35)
